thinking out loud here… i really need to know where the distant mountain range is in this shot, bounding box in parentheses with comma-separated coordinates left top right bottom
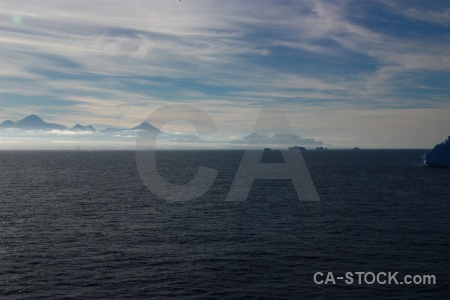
(0, 115, 324, 146)
(1, 115, 68, 131)
(0, 114, 161, 133)
(231, 132, 323, 146)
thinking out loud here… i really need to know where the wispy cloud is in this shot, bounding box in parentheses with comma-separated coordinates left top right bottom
(0, 0, 449, 148)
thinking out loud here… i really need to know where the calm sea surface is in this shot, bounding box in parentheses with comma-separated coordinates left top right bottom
(0, 150, 449, 299)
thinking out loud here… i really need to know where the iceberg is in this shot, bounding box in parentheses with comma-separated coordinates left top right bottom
(422, 136, 450, 167)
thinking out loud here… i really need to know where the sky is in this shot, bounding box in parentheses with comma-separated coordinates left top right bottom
(0, 0, 449, 149)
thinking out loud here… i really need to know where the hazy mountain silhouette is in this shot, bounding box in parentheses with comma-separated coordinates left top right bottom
(0, 115, 322, 146)
(99, 122, 161, 135)
(0, 120, 16, 128)
(2, 115, 69, 131)
(100, 127, 125, 134)
(131, 122, 160, 132)
(71, 124, 97, 131)
(0, 115, 160, 133)
(231, 132, 323, 146)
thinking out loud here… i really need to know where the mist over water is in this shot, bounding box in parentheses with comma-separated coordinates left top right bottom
(0, 150, 449, 299)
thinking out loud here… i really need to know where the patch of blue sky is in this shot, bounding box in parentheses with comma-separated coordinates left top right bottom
(28, 52, 81, 70)
(390, 89, 450, 107)
(381, 71, 450, 101)
(239, 43, 380, 79)
(121, 76, 244, 100)
(348, 2, 449, 38)
(275, 97, 342, 107)
(416, 72, 450, 90)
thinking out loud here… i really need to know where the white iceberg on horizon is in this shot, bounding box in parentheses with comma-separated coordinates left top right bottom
(423, 136, 450, 167)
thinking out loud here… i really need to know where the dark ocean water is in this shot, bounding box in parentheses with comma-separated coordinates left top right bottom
(0, 150, 449, 299)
